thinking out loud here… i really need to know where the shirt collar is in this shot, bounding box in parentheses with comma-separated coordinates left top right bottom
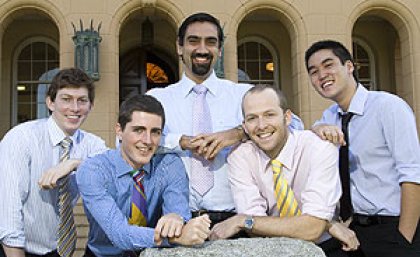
(115, 147, 152, 178)
(337, 84, 368, 116)
(47, 116, 81, 147)
(179, 70, 219, 98)
(276, 131, 295, 171)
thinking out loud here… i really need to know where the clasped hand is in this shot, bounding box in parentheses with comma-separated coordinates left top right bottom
(181, 129, 243, 160)
(155, 214, 211, 246)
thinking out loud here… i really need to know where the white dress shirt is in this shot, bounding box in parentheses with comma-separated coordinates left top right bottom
(0, 117, 107, 254)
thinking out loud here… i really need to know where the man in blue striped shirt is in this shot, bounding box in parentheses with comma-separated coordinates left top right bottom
(0, 68, 107, 257)
(76, 94, 210, 257)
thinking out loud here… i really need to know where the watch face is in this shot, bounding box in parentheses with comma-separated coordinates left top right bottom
(245, 216, 254, 230)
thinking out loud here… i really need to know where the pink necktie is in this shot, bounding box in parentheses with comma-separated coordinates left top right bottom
(190, 85, 214, 196)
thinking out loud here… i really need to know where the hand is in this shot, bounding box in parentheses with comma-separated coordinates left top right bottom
(209, 215, 245, 240)
(399, 223, 415, 243)
(312, 124, 346, 146)
(328, 220, 359, 251)
(191, 128, 243, 160)
(169, 214, 211, 246)
(38, 159, 81, 189)
(154, 213, 185, 246)
(2, 244, 25, 257)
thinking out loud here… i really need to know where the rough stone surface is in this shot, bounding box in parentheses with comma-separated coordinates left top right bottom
(140, 237, 326, 257)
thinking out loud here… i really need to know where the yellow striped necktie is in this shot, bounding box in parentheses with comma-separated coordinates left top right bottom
(271, 159, 301, 217)
(57, 137, 76, 257)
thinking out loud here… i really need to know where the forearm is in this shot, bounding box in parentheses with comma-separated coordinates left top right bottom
(399, 182, 420, 242)
(64, 159, 81, 172)
(2, 244, 25, 257)
(252, 215, 327, 242)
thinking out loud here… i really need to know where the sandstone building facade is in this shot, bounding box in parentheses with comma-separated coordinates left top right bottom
(0, 0, 419, 255)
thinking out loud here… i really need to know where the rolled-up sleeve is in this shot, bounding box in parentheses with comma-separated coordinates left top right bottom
(380, 97, 420, 184)
(301, 141, 341, 221)
(227, 145, 268, 216)
(0, 128, 30, 247)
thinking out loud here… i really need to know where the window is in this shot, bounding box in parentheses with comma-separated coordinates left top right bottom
(237, 38, 277, 86)
(352, 40, 376, 90)
(13, 39, 59, 125)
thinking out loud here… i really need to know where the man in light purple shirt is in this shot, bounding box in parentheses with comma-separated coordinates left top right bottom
(210, 85, 358, 252)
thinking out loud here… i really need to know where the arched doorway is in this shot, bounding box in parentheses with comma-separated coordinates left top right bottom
(119, 47, 177, 103)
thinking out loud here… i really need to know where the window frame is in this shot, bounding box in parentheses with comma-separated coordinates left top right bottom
(237, 36, 279, 86)
(12, 37, 59, 125)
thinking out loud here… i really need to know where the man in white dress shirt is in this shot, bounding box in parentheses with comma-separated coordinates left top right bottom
(0, 68, 107, 257)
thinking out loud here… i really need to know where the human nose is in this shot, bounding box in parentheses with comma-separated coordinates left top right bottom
(69, 99, 80, 112)
(139, 131, 152, 144)
(256, 117, 267, 129)
(318, 67, 329, 80)
(196, 40, 208, 53)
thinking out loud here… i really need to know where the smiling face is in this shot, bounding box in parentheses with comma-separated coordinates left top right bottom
(307, 49, 357, 110)
(116, 111, 162, 170)
(47, 87, 92, 136)
(242, 88, 291, 159)
(177, 21, 221, 84)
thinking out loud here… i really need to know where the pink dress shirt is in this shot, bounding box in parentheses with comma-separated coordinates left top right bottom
(227, 130, 341, 221)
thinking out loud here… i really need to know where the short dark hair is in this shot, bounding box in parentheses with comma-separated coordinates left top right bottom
(118, 94, 165, 131)
(47, 68, 95, 103)
(178, 12, 224, 48)
(304, 40, 359, 82)
(242, 84, 289, 117)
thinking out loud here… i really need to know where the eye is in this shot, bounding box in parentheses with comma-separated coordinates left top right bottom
(245, 116, 256, 123)
(188, 37, 200, 45)
(151, 129, 162, 136)
(324, 61, 334, 69)
(264, 112, 276, 119)
(206, 38, 218, 46)
(78, 98, 89, 104)
(309, 69, 318, 76)
(134, 127, 145, 134)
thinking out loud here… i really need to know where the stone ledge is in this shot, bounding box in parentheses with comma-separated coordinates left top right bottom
(140, 237, 326, 257)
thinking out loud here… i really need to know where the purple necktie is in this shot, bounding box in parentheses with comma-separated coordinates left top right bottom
(191, 85, 214, 196)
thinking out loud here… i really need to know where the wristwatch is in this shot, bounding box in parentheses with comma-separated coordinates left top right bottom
(244, 215, 254, 231)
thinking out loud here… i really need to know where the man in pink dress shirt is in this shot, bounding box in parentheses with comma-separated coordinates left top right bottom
(209, 85, 359, 254)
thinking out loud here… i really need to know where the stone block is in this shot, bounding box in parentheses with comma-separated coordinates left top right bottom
(140, 237, 325, 257)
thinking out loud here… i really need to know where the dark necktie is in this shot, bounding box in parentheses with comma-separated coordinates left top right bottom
(339, 112, 354, 221)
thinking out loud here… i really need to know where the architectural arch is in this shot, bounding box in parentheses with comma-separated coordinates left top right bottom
(111, 0, 184, 104)
(348, 0, 419, 115)
(229, 1, 307, 117)
(352, 37, 377, 91)
(0, 3, 63, 135)
(237, 36, 279, 86)
(109, 0, 184, 57)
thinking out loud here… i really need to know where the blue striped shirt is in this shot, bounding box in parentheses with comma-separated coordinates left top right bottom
(76, 149, 190, 257)
(316, 85, 420, 215)
(0, 117, 107, 254)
